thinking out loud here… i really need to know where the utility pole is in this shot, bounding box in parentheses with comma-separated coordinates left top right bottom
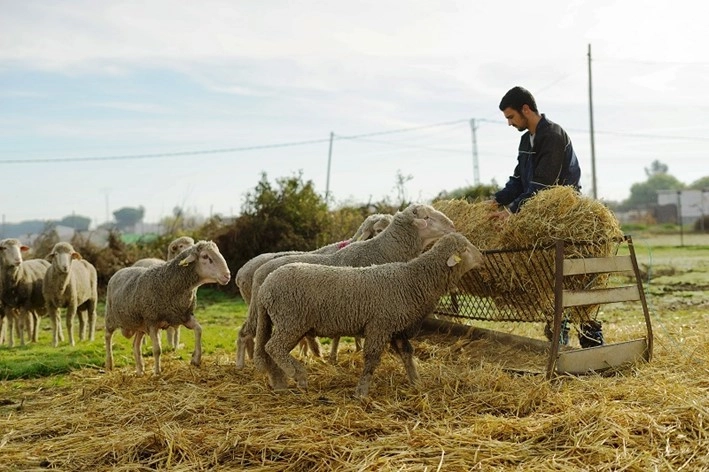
(588, 43, 598, 199)
(325, 131, 334, 203)
(469, 118, 480, 186)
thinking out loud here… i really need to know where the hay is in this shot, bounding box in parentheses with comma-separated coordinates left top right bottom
(1, 317, 708, 471)
(433, 188, 624, 323)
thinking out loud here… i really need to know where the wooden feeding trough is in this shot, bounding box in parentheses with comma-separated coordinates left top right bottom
(429, 235, 653, 378)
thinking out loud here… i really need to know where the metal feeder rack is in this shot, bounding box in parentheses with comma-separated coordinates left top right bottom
(432, 235, 653, 378)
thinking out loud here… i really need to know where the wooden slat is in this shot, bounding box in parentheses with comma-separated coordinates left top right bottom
(563, 255, 635, 276)
(555, 339, 649, 374)
(562, 285, 640, 307)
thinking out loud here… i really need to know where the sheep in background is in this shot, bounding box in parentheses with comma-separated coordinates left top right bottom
(0, 239, 50, 347)
(235, 204, 454, 369)
(132, 236, 196, 349)
(254, 232, 484, 397)
(43, 242, 98, 347)
(104, 241, 231, 376)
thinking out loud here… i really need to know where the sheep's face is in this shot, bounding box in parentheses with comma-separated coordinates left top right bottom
(408, 205, 456, 248)
(181, 242, 231, 286)
(445, 235, 484, 275)
(167, 236, 195, 260)
(0, 239, 27, 268)
(47, 245, 80, 274)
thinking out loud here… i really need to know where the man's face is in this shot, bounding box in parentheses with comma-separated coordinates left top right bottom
(502, 106, 528, 132)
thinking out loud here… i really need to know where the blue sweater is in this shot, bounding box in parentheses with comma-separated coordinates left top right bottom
(494, 115, 581, 213)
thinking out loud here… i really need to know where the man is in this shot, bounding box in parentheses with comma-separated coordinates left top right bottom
(491, 86, 581, 219)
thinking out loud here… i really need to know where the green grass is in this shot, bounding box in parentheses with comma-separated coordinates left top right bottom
(0, 288, 248, 380)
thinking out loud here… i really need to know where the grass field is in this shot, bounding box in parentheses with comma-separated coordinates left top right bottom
(0, 232, 707, 470)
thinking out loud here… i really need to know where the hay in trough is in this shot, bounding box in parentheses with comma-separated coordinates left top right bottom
(433, 187, 624, 324)
(1, 314, 707, 471)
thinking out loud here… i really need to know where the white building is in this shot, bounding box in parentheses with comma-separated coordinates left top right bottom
(657, 189, 709, 225)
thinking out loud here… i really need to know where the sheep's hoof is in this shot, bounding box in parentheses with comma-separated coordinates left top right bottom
(296, 379, 308, 391)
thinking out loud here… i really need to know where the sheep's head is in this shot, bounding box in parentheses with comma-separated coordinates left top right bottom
(0, 238, 29, 268)
(167, 236, 195, 260)
(353, 213, 394, 241)
(46, 242, 81, 274)
(178, 240, 231, 286)
(405, 204, 456, 248)
(441, 233, 483, 275)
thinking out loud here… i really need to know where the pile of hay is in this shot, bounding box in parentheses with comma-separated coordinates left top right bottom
(433, 187, 624, 323)
(1, 313, 707, 471)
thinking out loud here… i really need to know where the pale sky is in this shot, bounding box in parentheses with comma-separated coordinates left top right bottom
(1, 0, 707, 226)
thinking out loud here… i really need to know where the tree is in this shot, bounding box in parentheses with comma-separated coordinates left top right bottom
(113, 206, 145, 230)
(688, 176, 709, 190)
(433, 182, 499, 202)
(59, 214, 91, 231)
(644, 159, 669, 177)
(622, 174, 685, 210)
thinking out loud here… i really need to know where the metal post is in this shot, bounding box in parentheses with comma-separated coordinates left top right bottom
(469, 119, 480, 186)
(588, 44, 598, 199)
(677, 190, 684, 247)
(325, 131, 334, 203)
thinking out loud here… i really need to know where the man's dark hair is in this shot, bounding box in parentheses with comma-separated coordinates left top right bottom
(499, 86, 538, 113)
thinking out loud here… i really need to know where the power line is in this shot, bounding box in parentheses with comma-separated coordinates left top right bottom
(0, 119, 469, 165)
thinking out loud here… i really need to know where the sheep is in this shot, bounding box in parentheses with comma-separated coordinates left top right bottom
(253, 232, 483, 397)
(234, 213, 393, 363)
(132, 236, 196, 349)
(42, 242, 99, 347)
(104, 240, 231, 376)
(0, 239, 50, 347)
(235, 214, 392, 305)
(235, 204, 454, 369)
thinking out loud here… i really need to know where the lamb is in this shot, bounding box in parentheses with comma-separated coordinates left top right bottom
(131, 235, 196, 349)
(254, 232, 484, 397)
(42, 242, 98, 347)
(235, 204, 454, 369)
(104, 240, 231, 376)
(0, 238, 50, 347)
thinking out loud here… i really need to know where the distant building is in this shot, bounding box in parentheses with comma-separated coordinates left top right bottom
(657, 189, 709, 225)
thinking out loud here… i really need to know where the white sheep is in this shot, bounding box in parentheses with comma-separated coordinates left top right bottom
(253, 232, 483, 397)
(234, 213, 393, 364)
(42, 242, 98, 347)
(0, 238, 50, 347)
(235, 204, 454, 369)
(104, 240, 231, 376)
(131, 236, 196, 349)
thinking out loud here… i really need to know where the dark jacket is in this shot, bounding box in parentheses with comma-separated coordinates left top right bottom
(494, 115, 581, 212)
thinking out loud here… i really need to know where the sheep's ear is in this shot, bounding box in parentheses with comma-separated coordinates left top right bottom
(46, 253, 55, 261)
(72, 252, 82, 260)
(357, 230, 372, 241)
(412, 218, 428, 229)
(20, 245, 30, 252)
(179, 254, 197, 266)
(447, 253, 462, 267)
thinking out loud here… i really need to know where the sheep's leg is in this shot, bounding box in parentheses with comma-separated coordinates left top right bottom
(184, 315, 202, 367)
(148, 326, 162, 375)
(354, 336, 363, 352)
(77, 306, 87, 342)
(87, 302, 97, 342)
(66, 304, 77, 346)
(329, 336, 341, 364)
(235, 319, 255, 369)
(265, 329, 308, 390)
(132, 332, 146, 376)
(166, 326, 180, 350)
(49, 306, 62, 347)
(355, 336, 387, 398)
(390, 335, 420, 385)
(104, 328, 115, 370)
(31, 311, 40, 343)
(305, 335, 321, 359)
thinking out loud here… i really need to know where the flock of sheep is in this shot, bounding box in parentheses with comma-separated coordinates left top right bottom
(0, 203, 484, 397)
